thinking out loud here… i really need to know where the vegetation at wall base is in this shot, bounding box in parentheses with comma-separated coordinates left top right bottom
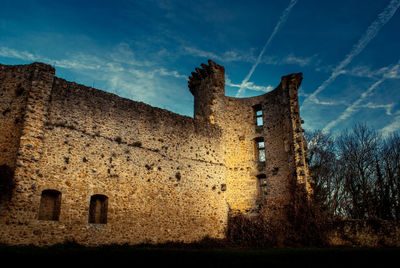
(227, 176, 330, 248)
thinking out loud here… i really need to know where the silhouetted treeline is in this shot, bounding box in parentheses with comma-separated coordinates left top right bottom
(305, 124, 400, 221)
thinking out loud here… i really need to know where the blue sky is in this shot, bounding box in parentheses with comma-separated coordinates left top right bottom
(1, 0, 400, 135)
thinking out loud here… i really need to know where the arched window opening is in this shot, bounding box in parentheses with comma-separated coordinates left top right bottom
(38, 189, 61, 221)
(89, 194, 108, 224)
(257, 174, 268, 196)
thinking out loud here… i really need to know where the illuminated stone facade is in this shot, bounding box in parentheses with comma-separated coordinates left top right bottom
(0, 61, 309, 246)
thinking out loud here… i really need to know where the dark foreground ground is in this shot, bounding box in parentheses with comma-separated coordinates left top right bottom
(1, 245, 399, 267)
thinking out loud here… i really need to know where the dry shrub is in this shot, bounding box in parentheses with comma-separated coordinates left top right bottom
(227, 209, 288, 248)
(227, 174, 329, 248)
(285, 173, 329, 247)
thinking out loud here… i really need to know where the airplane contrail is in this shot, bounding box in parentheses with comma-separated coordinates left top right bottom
(381, 112, 400, 136)
(302, 0, 400, 107)
(235, 0, 298, 97)
(322, 60, 400, 133)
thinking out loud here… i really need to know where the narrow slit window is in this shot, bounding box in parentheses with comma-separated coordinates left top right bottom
(257, 174, 268, 196)
(254, 104, 263, 127)
(89, 194, 108, 224)
(38, 189, 61, 221)
(255, 137, 266, 162)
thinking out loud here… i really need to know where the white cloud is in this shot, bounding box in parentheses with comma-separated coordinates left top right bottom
(0, 47, 36, 61)
(361, 102, 394, 115)
(226, 76, 274, 93)
(182, 46, 255, 63)
(0, 45, 191, 113)
(183, 46, 316, 69)
(282, 53, 314, 67)
(182, 47, 225, 62)
(381, 111, 400, 136)
(0, 45, 190, 82)
(0, 46, 106, 71)
(312, 97, 346, 106)
(156, 67, 187, 80)
(344, 64, 400, 79)
(222, 50, 256, 63)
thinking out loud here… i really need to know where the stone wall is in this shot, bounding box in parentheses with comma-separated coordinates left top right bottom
(0, 63, 54, 220)
(0, 63, 228, 246)
(0, 65, 31, 169)
(0, 60, 310, 246)
(188, 61, 309, 220)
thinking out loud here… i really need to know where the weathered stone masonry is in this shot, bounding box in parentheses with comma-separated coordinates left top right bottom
(0, 60, 309, 246)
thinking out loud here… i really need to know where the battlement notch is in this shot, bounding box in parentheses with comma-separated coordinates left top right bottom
(188, 60, 225, 96)
(188, 60, 225, 124)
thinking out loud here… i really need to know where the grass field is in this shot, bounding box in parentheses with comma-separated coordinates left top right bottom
(1, 245, 399, 267)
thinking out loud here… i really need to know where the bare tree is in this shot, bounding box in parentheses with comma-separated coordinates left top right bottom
(305, 130, 338, 217)
(380, 133, 400, 221)
(305, 124, 400, 221)
(335, 124, 381, 219)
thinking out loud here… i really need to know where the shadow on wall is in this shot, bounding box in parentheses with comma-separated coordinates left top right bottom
(0, 165, 14, 201)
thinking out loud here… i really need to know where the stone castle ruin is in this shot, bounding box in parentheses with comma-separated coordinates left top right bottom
(0, 60, 310, 246)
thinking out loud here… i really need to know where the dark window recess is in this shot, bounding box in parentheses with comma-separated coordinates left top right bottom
(257, 174, 268, 196)
(89, 194, 108, 224)
(253, 104, 263, 127)
(38, 189, 61, 221)
(255, 137, 265, 162)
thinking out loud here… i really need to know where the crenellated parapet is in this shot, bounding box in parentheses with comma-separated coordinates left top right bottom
(188, 60, 225, 95)
(188, 60, 225, 124)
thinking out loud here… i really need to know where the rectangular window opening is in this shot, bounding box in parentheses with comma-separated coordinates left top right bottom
(38, 189, 61, 221)
(255, 137, 266, 162)
(257, 174, 268, 196)
(253, 104, 263, 127)
(89, 194, 108, 224)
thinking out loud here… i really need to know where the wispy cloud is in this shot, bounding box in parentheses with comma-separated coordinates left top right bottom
(303, 0, 400, 107)
(0, 45, 190, 111)
(0, 46, 107, 71)
(226, 76, 274, 93)
(156, 67, 187, 80)
(322, 79, 385, 133)
(323, 60, 400, 133)
(183, 46, 317, 69)
(361, 102, 394, 115)
(298, 87, 308, 97)
(182, 46, 255, 63)
(0, 45, 187, 81)
(344, 65, 400, 79)
(381, 111, 400, 136)
(281, 53, 315, 67)
(236, 0, 298, 97)
(183, 47, 225, 62)
(312, 98, 347, 106)
(109, 42, 152, 67)
(0, 47, 37, 61)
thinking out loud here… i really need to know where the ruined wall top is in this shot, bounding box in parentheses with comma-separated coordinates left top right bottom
(188, 60, 225, 96)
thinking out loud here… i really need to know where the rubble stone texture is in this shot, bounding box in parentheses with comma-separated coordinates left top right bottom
(0, 61, 310, 246)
